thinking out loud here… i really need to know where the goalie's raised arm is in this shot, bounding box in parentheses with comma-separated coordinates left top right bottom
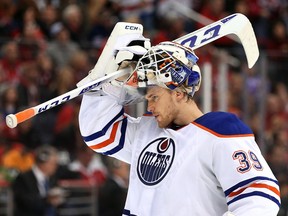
(76, 22, 150, 88)
(78, 22, 151, 162)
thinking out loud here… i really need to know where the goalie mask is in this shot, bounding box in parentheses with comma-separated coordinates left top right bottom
(126, 41, 201, 97)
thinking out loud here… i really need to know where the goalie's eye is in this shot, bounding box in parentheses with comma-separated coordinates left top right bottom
(146, 94, 159, 102)
(151, 95, 159, 102)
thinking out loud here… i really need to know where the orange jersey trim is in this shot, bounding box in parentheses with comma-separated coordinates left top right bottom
(89, 121, 120, 150)
(228, 183, 280, 197)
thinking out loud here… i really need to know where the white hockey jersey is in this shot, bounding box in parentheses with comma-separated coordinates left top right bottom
(79, 94, 281, 216)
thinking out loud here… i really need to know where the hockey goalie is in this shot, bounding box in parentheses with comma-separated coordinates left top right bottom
(78, 21, 280, 216)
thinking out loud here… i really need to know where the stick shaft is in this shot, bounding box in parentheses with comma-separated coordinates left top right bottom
(6, 68, 130, 128)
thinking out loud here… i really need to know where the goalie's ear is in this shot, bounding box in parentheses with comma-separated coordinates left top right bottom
(173, 90, 186, 101)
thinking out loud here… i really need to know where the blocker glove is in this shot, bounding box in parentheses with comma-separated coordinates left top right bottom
(102, 40, 151, 105)
(76, 23, 150, 88)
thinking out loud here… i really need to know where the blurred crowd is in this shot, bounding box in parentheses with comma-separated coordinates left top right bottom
(0, 0, 287, 215)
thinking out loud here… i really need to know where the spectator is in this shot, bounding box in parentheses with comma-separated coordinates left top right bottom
(12, 145, 65, 216)
(266, 19, 288, 86)
(69, 50, 92, 84)
(0, 84, 23, 145)
(0, 41, 22, 85)
(265, 93, 287, 134)
(266, 19, 288, 56)
(0, 0, 20, 39)
(197, 0, 233, 48)
(16, 5, 46, 62)
(20, 6, 43, 39)
(50, 65, 76, 97)
(267, 139, 288, 216)
(62, 4, 87, 46)
(46, 22, 80, 69)
(278, 183, 288, 216)
(68, 146, 107, 185)
(87, 8, 118, 50)
(17, 62, 40, 108)
(0, 84, 20, 118)
(232, 0, 249, 16)
(98, 157, 129, 216)
(36, 53, 56, 102)
(17, 116, 41, 150)
(227, 72, 244, 117)
(53, 100, 83, 155)
(33, 0, 61, 11)
(38, 4, 59, 40)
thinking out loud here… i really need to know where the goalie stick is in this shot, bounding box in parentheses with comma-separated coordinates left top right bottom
(174, 13, 259, 69)
(6, 13, 259, 128)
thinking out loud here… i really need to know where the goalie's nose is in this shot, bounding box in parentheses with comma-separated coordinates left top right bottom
(146, 99, 155, 113)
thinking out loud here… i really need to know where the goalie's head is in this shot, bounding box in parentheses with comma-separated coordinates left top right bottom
(129, 41, 201, 97)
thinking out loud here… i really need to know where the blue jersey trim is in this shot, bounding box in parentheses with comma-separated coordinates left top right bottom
(102, 117, 127, 155)
(227, 191, 281, 207)
(83, 108, 124, 142)
(194, 112, 253, 136)
(224, 176, 279, 197)
(123, 209, 137, 216)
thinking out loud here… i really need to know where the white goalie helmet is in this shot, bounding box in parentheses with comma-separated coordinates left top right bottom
(126, 41, 201, 97)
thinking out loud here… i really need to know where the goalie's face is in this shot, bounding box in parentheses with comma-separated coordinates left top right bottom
(145, 86, 179, 128)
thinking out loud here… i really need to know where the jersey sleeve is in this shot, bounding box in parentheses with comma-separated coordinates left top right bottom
(78, 93, 139, 163)
(213, 137, 280, 215)
(195, 112, 280, 215)
(209, 118, 281, 215)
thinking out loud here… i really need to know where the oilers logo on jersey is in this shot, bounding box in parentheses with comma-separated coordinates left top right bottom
(137, 137, 175, 185)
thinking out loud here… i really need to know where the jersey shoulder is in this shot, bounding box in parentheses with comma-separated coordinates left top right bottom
(193, 112, 253, 137)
